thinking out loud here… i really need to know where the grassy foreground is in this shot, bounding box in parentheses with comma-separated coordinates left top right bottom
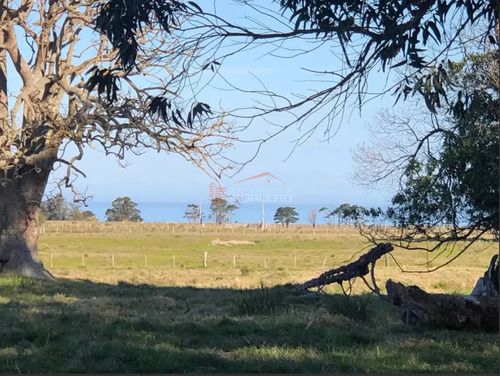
(0, 222, 498, 373)
(0, 277, 498, 373)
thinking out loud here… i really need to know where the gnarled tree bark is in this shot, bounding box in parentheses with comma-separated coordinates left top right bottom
(386, 255, 499, 332)
(386, 279, 499, 332)
(0, 161, 55, 280)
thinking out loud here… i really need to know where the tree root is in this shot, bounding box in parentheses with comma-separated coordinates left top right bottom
(0, 239, 55, 281)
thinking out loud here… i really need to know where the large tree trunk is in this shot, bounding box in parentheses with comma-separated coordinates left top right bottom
(0, 165, 55, 280)
(386, 280, 499, 332)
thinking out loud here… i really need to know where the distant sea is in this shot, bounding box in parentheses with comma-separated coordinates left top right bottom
(85, 201, 374, 225)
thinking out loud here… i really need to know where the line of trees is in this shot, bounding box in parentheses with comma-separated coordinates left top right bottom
(40, 198, 388, 226)
(182, 202, 384, 226)
(184, 202, 382, 227)
(41, 195, 97, 222)
(320, 204, 383, 226)
(1, 0, 495, 279)
(41, 196, 144, 223)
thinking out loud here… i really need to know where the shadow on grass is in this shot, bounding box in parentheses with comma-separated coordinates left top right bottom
(0, 277, 498, 373)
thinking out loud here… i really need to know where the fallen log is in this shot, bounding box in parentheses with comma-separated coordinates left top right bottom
(300, 242, 393, 292)
(300, 242, 498, 332)
(386, 279, 499, 332)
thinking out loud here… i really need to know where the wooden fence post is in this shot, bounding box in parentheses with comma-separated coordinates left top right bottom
(203, 251, 208, 268)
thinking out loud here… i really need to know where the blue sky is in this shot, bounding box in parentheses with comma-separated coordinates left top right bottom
(11, 1, 400, 215)
(53, 104, 393, 208)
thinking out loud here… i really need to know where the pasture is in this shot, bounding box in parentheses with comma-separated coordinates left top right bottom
(0, 222, 498, 373)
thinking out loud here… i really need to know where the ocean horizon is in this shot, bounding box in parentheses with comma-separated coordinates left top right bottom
(84, 200, 388, 225)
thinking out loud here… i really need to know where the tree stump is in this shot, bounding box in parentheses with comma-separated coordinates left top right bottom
(386, 280, 499, 332)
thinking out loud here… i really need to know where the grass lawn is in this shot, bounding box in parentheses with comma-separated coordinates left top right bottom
(0, 222, 498, 373)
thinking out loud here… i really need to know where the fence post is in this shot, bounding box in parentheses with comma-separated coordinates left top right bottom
(81, 255, 85, 267)
(293, 256, 297, 268)
(233, 254, 236, 267)
(50, 253, 53, 268)
(203, 251, 208, 268)
(112, 255, 115, 268)
(173, 254, 176, 268)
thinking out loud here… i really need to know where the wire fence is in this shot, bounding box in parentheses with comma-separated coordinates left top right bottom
(39, 220, 378, 235)
(40, 250, 342, 271)
(38, 221, 371, 272)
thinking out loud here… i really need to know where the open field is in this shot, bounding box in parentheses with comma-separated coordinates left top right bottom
(38, 221, 498, 294)
(0, 222, 498, 373)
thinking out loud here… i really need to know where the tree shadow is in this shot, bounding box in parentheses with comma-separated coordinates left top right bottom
(0, 278, 497, 373)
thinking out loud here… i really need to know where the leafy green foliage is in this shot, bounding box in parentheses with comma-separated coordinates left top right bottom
(105, 197, 143, 222)
(387, 53, 498, 241)
(41, 195, 71, 220)
(209, 198, 238, 224)
(90, 1, 212, 125)
(274, 207, 299, 227)
(320, 204, 381, 225)
(337, 203, 368, 225)
(41, 195, 96, 221)
(84, 67, 121, 103)
(94, 0, 197, 70)
(148, 98, 212, 128)
(279, 0, 497, 113)
(184, 204, 201, 223)
(69, 209, 98, 221)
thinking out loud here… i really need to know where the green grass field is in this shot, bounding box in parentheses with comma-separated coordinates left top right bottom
(0, 222, 498, 373)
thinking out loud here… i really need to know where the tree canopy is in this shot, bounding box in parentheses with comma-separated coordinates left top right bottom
(184, 204, 201, 224)
(320, 204, 382, 225)
(0, 0, 232, 278)
(93, 0, 497, 151)
(274, 207, 299, 227)
(210, 198, 238, 224)
(40, 195, 71, 221)
(354, 51, 498, 259)
(105, 197, 143, 222)
(41, 194, 96, 221)
(1, 0, 497, 279)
